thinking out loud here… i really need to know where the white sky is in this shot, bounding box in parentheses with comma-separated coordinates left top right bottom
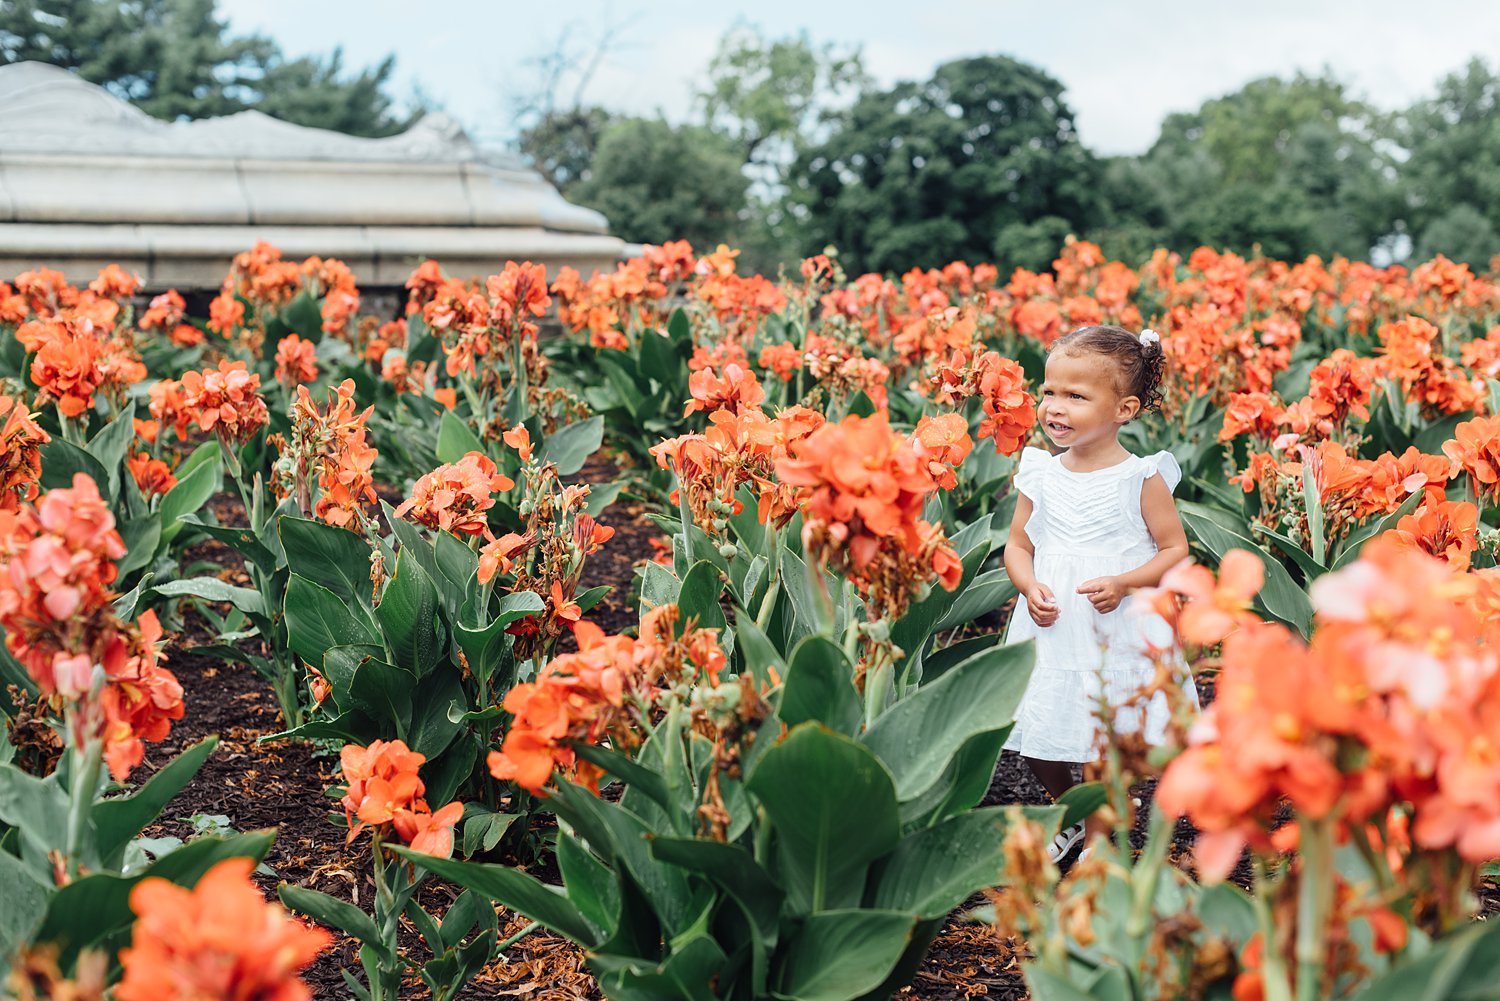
(219, 0, 1500, 155)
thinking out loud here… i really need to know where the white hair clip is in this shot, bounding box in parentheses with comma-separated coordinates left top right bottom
(1139, 329, 1160, 346)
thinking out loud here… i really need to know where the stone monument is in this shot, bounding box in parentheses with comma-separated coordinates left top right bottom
(0, 61, 626, 288)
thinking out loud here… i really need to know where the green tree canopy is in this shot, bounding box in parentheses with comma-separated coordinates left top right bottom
(788, 55, 1101, 273)
(570, 118, 749, 249)
(1107, 72, 1400, 261)
(0, 0, 419, 135)
(1398, 58, 1500, 263)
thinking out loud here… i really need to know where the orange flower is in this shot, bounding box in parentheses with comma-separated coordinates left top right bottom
(274, 334, 319, 388)
(684, 362, 766, 416)
(503, 425, 533, 461)
(1152, 550, 1264, 647)
(1385, 499, 1479, 571)
(392, 800, 464, 858)
(1219, 392, 1281, 442)
(394, 452, 514, 536)
(127, 452, 177, 498)
(28, 318, 102, 418)
(0, 396, 49, 511)
(340, 738, 428, 838)
(976, 353, 1037, 455)
(206, 291, 244, 336)
(88, 263, 140, 300)
(179, 360, 270, 446)
(910, 412, 973, 491)
(477, 531, 531, 584)
(116, 857, 329, 1001)
(1443, 414, 1500, 503)
(757, 341, 803, 381)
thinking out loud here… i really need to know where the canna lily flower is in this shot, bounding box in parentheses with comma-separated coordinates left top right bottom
(127, 452, 177, 498)
(1443, 414, 1500, 504)
(116, 857, 329, 1001)
(1384, 499, 1479, 571)
(274, 334, 319, 388)
(392, 800, 464, 858)
(394, 451, 514, 536)
(1154, 550, 1264, 647)
(0, 396, 49, 511)
(179, 360, 270, 446)
(503, 424, 533, 461)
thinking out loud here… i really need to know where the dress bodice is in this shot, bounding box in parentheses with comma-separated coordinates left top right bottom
(1014, 447, 1181, 558)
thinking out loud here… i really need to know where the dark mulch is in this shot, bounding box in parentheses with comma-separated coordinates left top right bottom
(128, 476, 1499, 1000)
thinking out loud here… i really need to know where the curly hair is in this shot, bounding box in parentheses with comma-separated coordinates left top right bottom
(1050, 325, 1165, 415)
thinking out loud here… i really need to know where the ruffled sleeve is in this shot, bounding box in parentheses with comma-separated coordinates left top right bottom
(1142, 451, 1182, 494)
(1013, 446, 1052, 501)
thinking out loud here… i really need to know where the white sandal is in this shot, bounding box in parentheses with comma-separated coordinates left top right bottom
(1048, 823, 1085, 862)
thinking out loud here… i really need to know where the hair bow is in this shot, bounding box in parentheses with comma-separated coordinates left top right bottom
(1139, 329, 1160, 346)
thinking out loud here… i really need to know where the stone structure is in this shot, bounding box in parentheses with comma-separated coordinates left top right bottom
(0, 62, 626, 289)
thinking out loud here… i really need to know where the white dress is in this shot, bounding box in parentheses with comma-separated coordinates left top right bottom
(1003, 446, 1198, 763)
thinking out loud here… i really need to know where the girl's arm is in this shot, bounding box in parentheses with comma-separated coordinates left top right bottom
(1005, 494, 1058, 626)
(1077, 474, 1190, 611)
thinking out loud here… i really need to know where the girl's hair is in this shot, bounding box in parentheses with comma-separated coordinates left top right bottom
(1050, 325, 1165, 414)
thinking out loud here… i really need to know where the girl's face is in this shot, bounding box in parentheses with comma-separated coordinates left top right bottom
(1037, 349, 1140, 450)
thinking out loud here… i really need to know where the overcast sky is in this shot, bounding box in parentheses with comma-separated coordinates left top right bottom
(220, 0, 1500, 156)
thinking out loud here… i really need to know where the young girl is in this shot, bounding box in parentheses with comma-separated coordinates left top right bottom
(1002, 325, 1193, 861)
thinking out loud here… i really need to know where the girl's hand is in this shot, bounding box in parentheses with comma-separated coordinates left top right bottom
(1026, 583, 1058, 627)
(1077, 576, 1124, 614)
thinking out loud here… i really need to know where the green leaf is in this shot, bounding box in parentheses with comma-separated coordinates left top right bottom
(862, 641, 1033, 801)
(558, 835, 621, 938)
(280, 516, 376, 608)
(38, 437, 109, 494)
(0, 766, 70, 872)
(1180, 503, 1313, 636)
(93, 737, 218, 868)
(0, 845, 49, 965)
(541, 417, 603, 476)
(1055, 782, 1108, 831)
(898, 729, 1009, 831)
(150, 577, 267, 618)
(649, 837, 781, 946)
(284, 574, 379, 665)
(871, 805, 1063, 920)
(1347, 918, 1500, 1001)
(454, 590, 545, 689)
(638, 561, 681, 612)
(33, 831, 274, 968)
(677, 559, 727, 635)
(116, 514, 162, 579)
(778, 635, 861, 735)
(85, 407, 137, 500)
(436, 410, 485, 464)
(406, 669, 465, 760)
(772, 909, 916, 1001)
(178, 514, 278, 573)
(931, 568, 1018, 633)
(279, 884, 391, 962)
(746, 723, 899, 914)
(891, 539, 989, 671)
(347, 658, 415, 737)
(376, 548, 442, 676)
(387, 846, 603, 946)
(158, 452, 222, 548)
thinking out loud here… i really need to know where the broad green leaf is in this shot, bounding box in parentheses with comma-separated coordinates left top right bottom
(0, 846, 48, 966)
(1180, 504, 1313, 636)
(558, 835, 621, 938)
(387, 846, 603, 946)
(1332, 491, 1424, 569)
(279, 885, 391, 963)
(540, 416, 603, 476)
(158, 453, 222, 547)
(33, 832, 273, 968)
(778, 635, 860, 735)
(116, 514, 162, 579)
(38, 437, 109, 494)
(862, 641, 1033, 801)
(898, 729, 1010, 831)
(870, 805, 1063, 919)
(92, 736, 218, 868)
(1055, 782, 1108, 830)
(0, 767, 70, 872)
(376, 548, 442, 675)
(891, 540, 989, 670)
(772, 909, 916, 1001)
(638, 561, 681, 612)
(85, 407, 136, 500)
(150, 577, 266, 618)
(347, 658, 415, 738)
(676, 559, 726, 635)
(280, 516, 376, 608)
(746, 724, 899, 914)
(284, 574, 379, 665)
(406, 669, 465, 760)
(454, 590, 544, 689)
(931, 568, 1018, 632)
(436, 410, 486, 464)
(649, 837, 781, 946)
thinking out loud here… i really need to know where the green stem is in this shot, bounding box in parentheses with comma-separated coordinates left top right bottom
(369, 835, 403, 1001)
(677, 478, 696, 566)
(497, 919, 541, 952)
(1252, 858, 1294, 1001)
(64, 726, 104, 881)
(1124, 804, 1172, 939)
(1294, 818, 1334, 1001)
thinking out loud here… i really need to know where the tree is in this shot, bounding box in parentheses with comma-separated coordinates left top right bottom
(789, 55, 1101, 274)
(570, 118, 749, 249)
(518, 106, 614, 195)
(1415, 204, 1499, 269)
(1398, 59, 1500, 259)
(0, 0, 418, 135)
(1118, 73, 1400, 260)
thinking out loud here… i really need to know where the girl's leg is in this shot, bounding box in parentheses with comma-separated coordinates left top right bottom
(1023, 756, 1110, 848)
